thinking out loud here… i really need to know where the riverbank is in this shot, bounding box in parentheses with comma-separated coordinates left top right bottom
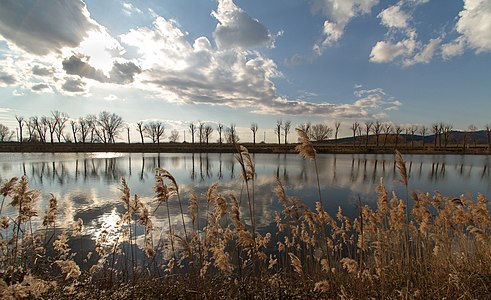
(1, 141, 490, 155)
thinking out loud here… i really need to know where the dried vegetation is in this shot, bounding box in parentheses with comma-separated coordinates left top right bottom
(0, 133, 490, 299)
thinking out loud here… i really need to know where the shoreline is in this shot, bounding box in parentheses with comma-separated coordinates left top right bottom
(1, 141, 490, 155)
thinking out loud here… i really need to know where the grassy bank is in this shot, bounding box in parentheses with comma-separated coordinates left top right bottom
(0, 141, 490, 299)
(1, 141, 490, 155)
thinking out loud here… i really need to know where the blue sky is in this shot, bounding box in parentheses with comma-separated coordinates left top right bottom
(0, 0, 490, 142)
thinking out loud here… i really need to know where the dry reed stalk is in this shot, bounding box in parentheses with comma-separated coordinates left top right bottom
(155, 168, 188, 242)
(235, 145, 256, 237)
(295, 128, 324, 212)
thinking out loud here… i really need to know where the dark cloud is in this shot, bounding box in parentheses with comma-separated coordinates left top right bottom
(212, 0, 273, 49)
(0, 0, 98, 55)
(32, 65, 54, 77)
(0, 71, 17, 85)
(109, 61, 141, 84)
(31, 83, 50, 92)
(62, 78, 86, 93)
(62, 55, 108, 82)
(62, 54, 141, 84)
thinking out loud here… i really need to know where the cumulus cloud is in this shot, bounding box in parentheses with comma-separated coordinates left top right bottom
(444, 0, 491, 57)
(62, 55, 108, 82)
(211, 0, 273, 49)
(109, 61, 142, 84)
(312, 0, 379, 54)
(120, 8, 399, 119)
(370, 35, 441, 66)
(61, 77, 87, 93)
(32, 65, 54, 77)
(369, 37, 416, 63)
(62, 54, 141, 84)
(456, 0, 491, 53)
(0, 70, 17, 86)
(0, 0, 98, 55)
(378, 4, 409, 29)
(255, 87, 400, 118)
(441, 36, 466, 60)
(31, 83, 51, 92)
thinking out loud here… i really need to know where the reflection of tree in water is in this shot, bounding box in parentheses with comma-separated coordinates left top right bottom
(190, 153, 195, 181)
(217, 153, 223, 180)
(28, 161, 71, 186)
(225, 154, 236, 180)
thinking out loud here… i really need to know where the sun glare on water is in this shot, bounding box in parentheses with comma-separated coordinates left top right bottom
(90, 152, 124, 159)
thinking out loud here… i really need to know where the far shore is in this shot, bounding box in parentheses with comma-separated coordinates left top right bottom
(1, 141, 490, 155)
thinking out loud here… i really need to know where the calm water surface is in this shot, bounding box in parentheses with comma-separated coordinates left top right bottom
(0, 152, 489, 241)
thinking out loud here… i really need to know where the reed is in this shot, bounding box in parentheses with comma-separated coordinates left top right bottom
(0, 148, 490, 299)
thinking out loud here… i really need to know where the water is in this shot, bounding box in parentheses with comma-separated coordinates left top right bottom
(0, 152, 490, 242)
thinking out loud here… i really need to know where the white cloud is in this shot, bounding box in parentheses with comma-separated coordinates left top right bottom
(455, 0, 491, 53)
(0, 0, 98, 56)
(123, 2, 142, 16)
(369, 38, 416, 63)
(120, 10, 399, 119)
(312, 0, 379, 54)
(405, 37, 441, 65)
(211, 0, 273, 49)
(378, 4, 409, 29)
(441, 36, 466, 60)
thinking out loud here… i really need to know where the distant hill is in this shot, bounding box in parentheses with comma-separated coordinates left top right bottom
(330, 130, 489, 145)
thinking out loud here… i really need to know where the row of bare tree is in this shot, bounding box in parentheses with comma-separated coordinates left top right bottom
(1, 113, 491, 150)
(8, 111, 123, 144)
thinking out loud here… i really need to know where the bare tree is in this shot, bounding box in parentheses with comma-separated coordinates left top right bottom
(410, 125, 418, 149)
(394, 125, 403, 149)
(78, 118, 90, 143)
(225, 123, 239, 143)
(98, 111, 124, 143)
(169, 129, 180, 143)
(382, 123, 392, 148)
(351, 122, 359, 149)
(136, 122, 144, 144)
(53, 111, 69, 142)
(364, 121, 373, 148)
(468, 124, 478, 147)
(431, 123, 439, 148)
(204, 125, 214, 144)
(126, 126, 130, 144)
(198, 121, 205, 143)
(356, 125, 363, 147)
(274, 120, 282, 144)
(33, 116, 48, 143)
(70, 120, 79, 143)
(26, 118, 38, 142)
(310, 124, 332, 141)
(217, 123, 224, 144)
(250, 122, 258, 144)
(15, 116, 24, 143)
(419, 126, 428, 148)
(0, 124, 14, 141)
(144, 121, 165, 144)
(371, 120, 382, 148)
(334, 121, 341, 145)
(443, 124, 453, 149)
(283, 120, 291, 144)
(189, 123, 196, 144)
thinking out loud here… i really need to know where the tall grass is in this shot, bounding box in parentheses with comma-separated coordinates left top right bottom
(0, 145, 490, 299)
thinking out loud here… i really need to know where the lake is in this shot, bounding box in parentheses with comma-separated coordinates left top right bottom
(0, 152, 489, 242)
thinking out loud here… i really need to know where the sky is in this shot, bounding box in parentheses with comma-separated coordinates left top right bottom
(0, 0, 490, 142)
